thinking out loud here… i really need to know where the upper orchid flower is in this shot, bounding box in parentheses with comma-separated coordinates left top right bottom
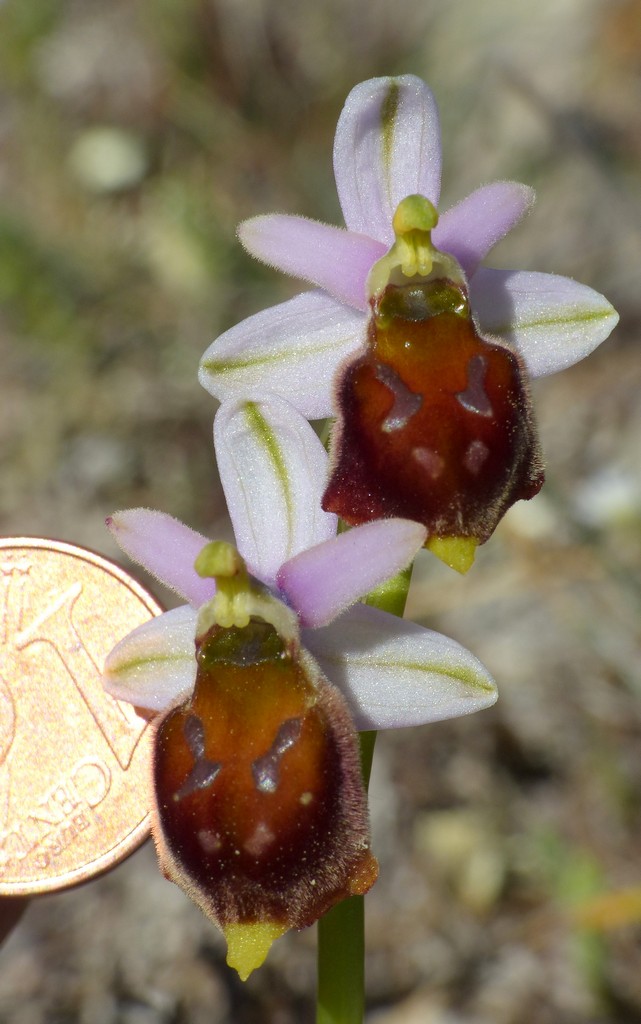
(103, 395, 496, 978)
(199, 76, 618, 571)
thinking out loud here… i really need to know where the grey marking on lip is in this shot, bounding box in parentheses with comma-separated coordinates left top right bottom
(375, 362, 423, 432)
(456, 355, 493, 417)
(252, 717, 303, 794)
(174, 713, 221, 801)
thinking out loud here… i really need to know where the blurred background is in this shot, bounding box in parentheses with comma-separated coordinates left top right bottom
(1, 0, 641, 1020)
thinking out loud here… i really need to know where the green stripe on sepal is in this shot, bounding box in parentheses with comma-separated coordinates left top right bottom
(243, 401, 294, 547)
(380, 81, 400, 204)
(201, 335, 354, 377)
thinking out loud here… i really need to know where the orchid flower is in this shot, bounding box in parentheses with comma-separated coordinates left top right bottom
(103, 395, 496, 977)
(199, 75, 618, 571)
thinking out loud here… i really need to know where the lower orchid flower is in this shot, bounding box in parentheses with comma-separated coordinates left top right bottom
(199, 75, 618, 571)
(103, 395, 497, 978)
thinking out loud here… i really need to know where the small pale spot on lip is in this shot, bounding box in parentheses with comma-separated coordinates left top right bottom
(413, 446, 444, 480)
(464, 439, 490, 475)
(243, 821, 275, 857)
(197, 829, 222, 854)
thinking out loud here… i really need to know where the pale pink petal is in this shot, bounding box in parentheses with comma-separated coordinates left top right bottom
(199, 291, 366, 419)
(334, 75, 441, 246)
(103, 605, 197, 712)
(214, 396, 337, 586)
(278, 519, 426, 628)
(470, 268, 619, 378)
(107, 509, 214, 607)
(238, 215, 384, 312)
(305, 603, 497, 730)
(433, 182, 535, 277)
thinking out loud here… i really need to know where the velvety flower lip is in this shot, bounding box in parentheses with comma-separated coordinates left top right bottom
(199, 75, 618, 419)
(104, 395, 497, 728)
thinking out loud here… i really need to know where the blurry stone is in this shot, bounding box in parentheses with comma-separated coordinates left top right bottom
(368, 989, 463, 1024)
(572, 464, 641, 528)
(35, 8, 162, 120)
(121, 1010, 162, 1024)
(414, 809, 506, 913)
(500, 492, 561, 540)
(58, 433, 132, 495)
(474, 946, 543, 1024)
(143, 215, 212, 297)
(68, 127, 148, 193)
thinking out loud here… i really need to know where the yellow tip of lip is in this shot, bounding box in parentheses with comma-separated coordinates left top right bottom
(224, 921, 287, 981)
(426, 536, 478, 574)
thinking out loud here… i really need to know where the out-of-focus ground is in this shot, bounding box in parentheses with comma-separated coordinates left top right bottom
(1, 0, 641, 1020)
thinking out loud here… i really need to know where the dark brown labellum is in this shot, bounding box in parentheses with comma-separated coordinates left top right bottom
(152, 620, 377, 949)
(323, 281, 544, 545)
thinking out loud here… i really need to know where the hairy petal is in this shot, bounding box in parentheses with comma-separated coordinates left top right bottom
(107, 509, 214, 607)
(334, 75, 441, 246)
(305, 603, 497, 730)
(199, 291, 366, 419)
(278, 519, 426, 628)
(215, 396, 337, 586)
(434, 182, 535, 277)
(238, 215, 385, 312)
(470, 268, 619, 378)
(103, 605, 197, 711)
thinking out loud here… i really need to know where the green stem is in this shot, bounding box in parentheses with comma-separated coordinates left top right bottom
(316, 732, 376, 1024)
(316, 568, 412, 1024)
(316, 885, 365, 1024)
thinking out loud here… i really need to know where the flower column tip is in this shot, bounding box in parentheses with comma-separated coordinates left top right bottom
(391, 194, 439, 234)
(194, 540, 245, 579)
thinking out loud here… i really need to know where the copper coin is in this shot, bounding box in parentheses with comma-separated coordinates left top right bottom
(0, 538, 162, 896)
